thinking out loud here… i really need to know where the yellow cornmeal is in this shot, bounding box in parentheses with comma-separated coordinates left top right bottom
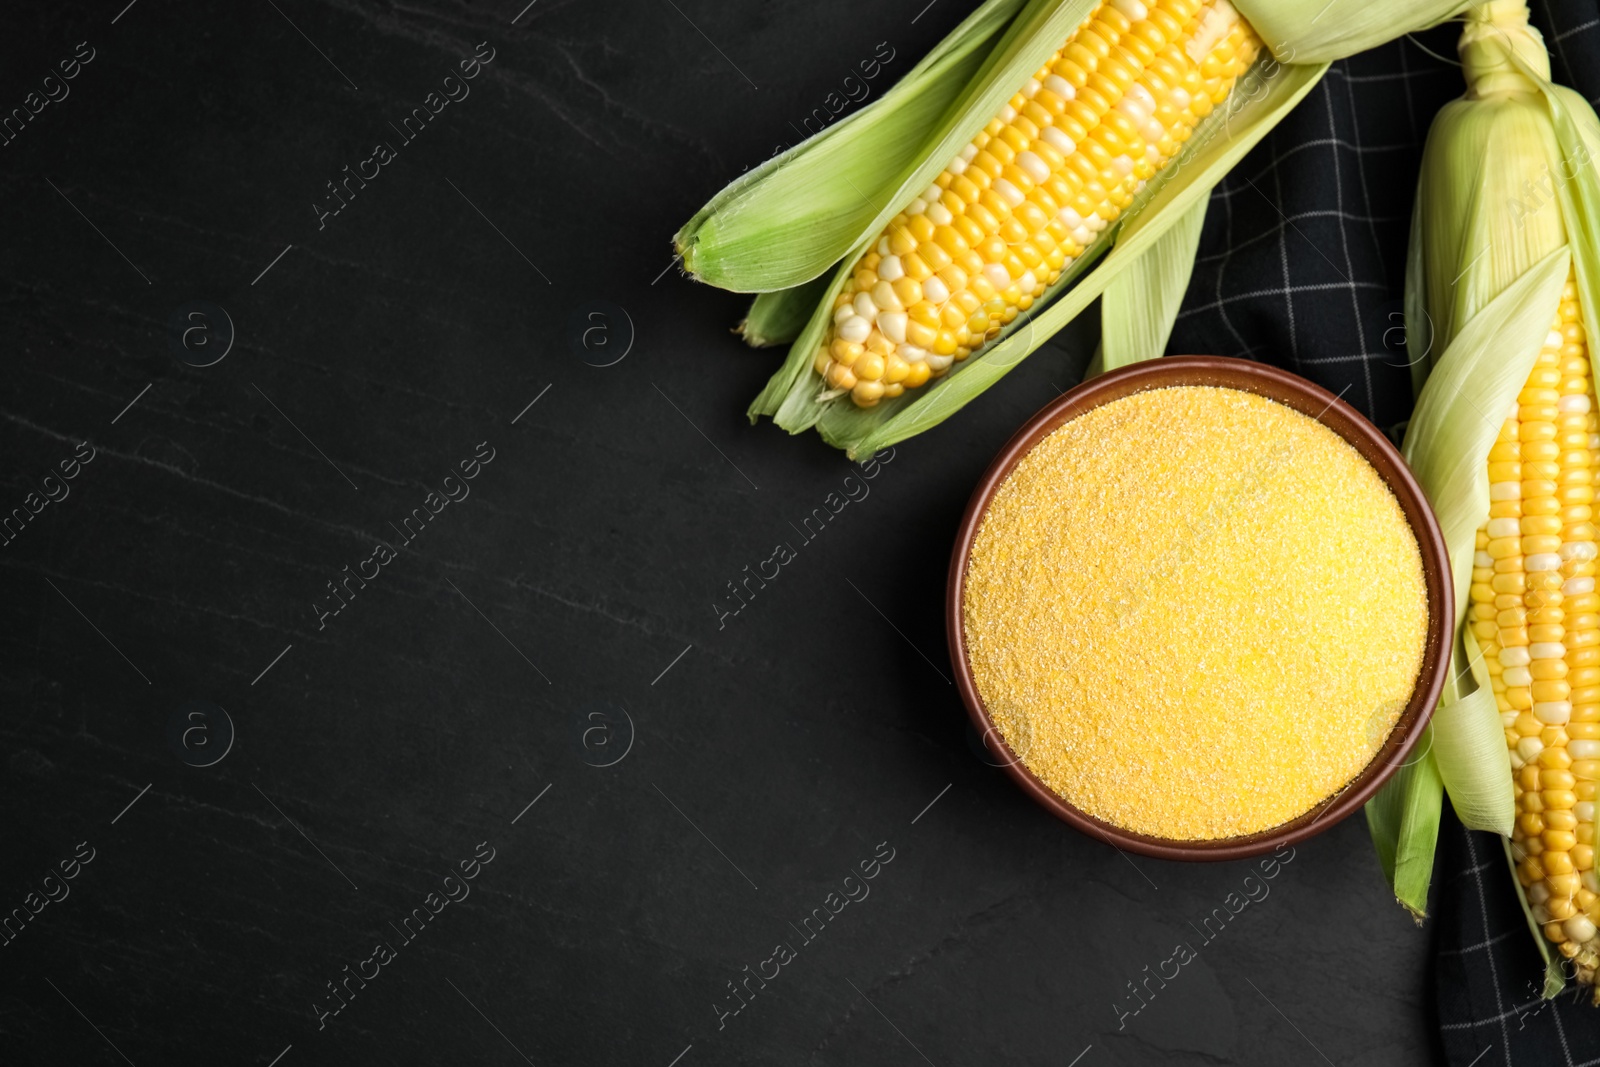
(963, 385, 1430, 841)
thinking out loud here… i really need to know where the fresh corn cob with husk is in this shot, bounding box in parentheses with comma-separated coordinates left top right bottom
(1365, 0, 1600, 999)
(677, 0, 1475, 455)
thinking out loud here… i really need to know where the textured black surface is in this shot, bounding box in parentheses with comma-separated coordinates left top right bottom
(1, 2, 1445, 1065)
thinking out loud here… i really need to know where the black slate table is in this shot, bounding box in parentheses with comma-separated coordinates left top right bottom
(0, 1, 1440, 1064)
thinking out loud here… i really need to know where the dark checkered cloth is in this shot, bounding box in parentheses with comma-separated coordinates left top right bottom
(1162, 3, 1600, 1063)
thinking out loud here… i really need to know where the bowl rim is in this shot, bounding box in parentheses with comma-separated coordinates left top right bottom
(945, 355, 1454, 862)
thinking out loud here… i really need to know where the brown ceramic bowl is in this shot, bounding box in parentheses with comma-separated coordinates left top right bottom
(947, 356, 1452, 861)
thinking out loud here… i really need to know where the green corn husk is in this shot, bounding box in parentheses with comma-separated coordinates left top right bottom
(676, 0, 1031, 293)
(1365, 722, 1445, 920)
(1367, 4, 1600, 992)
(737, 278, 831, 348)
(678, 0, 1475, 456)
(1088, 194, 1209, 376)
(1241, 0, 1470, 65)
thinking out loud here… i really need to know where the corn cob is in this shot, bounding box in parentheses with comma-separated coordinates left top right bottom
(1364, 0, 1600, 992)
(813, 0, 1262, 407)
(684, 0, 1476, 454)
(1474, 276, 1600, 977)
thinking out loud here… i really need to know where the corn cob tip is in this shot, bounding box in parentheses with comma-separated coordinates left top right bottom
(674, 236, 695, 276)
(734, 320, 782, 348)
(1460, 0, 1551, 97)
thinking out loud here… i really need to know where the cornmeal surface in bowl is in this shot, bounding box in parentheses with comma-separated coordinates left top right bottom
(963, 385, 1429, 841)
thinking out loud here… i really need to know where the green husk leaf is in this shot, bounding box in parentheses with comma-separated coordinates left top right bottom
(840, 58, 1327, 458)
(1403, 178, 1431, 399)
(1089, 194, 1209, 378)
(1414, 95, 1567, 371)
(1513, 62, 1600, 391)
(1232, 0, 1470, 66)
(1364, 736, 1444, 919)
(1436, 626, 1513, 835)
(1504, 836, 1568, 998)
(675, 0, 1030, 292)
(737, 278, 831, 348)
